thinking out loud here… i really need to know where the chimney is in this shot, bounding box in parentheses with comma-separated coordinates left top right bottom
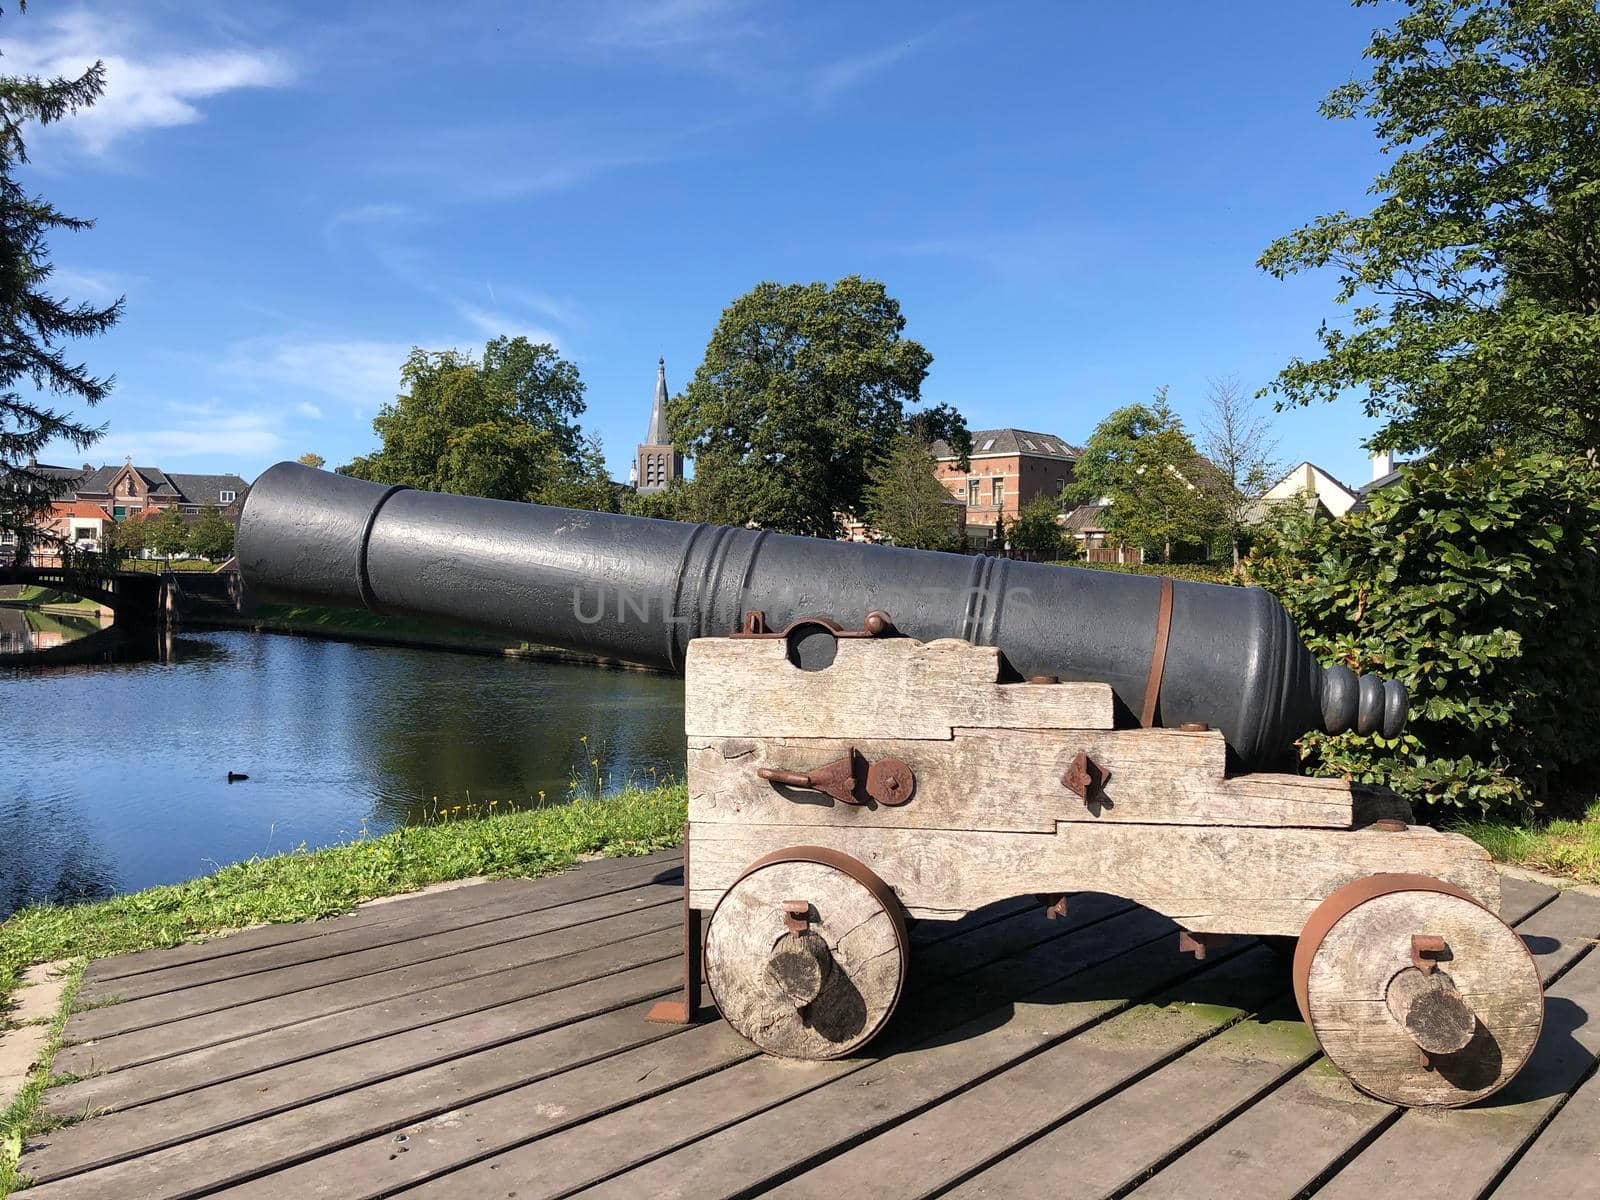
(1371, 449, 1394, 481)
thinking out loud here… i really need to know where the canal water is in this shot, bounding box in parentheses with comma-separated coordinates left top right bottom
(0, 630, 686, 916)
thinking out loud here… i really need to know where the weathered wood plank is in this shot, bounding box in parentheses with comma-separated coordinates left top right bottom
(22, 1009, 742, 1199)
(951, 878, 1557, 1200)
(25, 988, 688, 1186)
(47, 886, 1066, 1117)
(48, 918, 682, 1107)
(762, 948, 1290, 1199)
(268, 899, 1162, 1200)
(684, 637, 1113, 739)
(944, 1005, 1319, 1200)
(66, 875, 681, 1044)
(687, 821, 1499, 935)
(1491, 1052, 1600, 1195)
(78, 850, 681, 986)
(418, 913, 1200, 1200)
(1119, 889, 1594, 1200)
(74, 856, 681, 1009)
(1312, 897, 1600, 1200)
(689, 730, 1384, 831)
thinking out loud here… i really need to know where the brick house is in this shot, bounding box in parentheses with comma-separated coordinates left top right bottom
(71, 461, 249, 521)
(928, 429, 1080, 551)
(5, 458, 251, 562)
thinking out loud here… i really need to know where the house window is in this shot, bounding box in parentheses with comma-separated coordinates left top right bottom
(73, 527, 95, 541)
(991, 479, 1003, 506)
(1021, 438, 1036, 450)
(220, 490, 236, 503)
(966, 479, 980, 506)
(980, 438, 995, 452)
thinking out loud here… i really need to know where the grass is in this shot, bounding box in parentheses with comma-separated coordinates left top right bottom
(0, 783, 686, 982)
(210, 602, 520, 650)
(118, 559, 223, 573)
(1456, 798, 1600, 886)
(0, 586, 100, 611)
(0, 963, 83, 1197)
(0, 783, 686, 1194)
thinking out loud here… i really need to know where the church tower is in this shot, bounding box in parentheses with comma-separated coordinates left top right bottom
(634, 357, 683, 495)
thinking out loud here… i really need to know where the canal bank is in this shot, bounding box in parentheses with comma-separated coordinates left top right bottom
(188, 600, 662, 672)
(0, 629, 687, 917)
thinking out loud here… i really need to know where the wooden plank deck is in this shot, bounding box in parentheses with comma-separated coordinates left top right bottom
(15, 854, 1600, 1199)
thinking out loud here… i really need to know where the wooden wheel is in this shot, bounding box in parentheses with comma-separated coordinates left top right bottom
(1294, 874, 1543, 1107)
(705, 847, 909, 1060)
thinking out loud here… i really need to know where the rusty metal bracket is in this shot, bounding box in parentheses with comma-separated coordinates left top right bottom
(758, 748, 915, 808)
(1411, 934, 1450, 975)
(1140, 575, 1175, 729)
(1061, 751, 1112, 803)
(783, 899, 812, 936)
(646, 825, 703, 1026)
(1178, 931, 1234, 960)
(1034, 893, 1069, 920)
(734, 610, 895, 639)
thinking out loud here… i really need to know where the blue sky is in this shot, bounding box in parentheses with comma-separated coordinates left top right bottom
(17, 1, 1397, 490)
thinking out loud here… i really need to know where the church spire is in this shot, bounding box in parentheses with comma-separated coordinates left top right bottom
(634, 355, 683, 495)
(646, 356, 669, 444)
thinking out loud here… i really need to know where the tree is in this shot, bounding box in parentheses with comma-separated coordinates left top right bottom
(1009, 493, 1067, 560)
(1259, 0, 1600, 460)
(296, 452, 325, 470)
(1245, 453, 1600, 813)
(671, 276, 945, 537)
(187, 503, 234, 560)
(339, 338, 612, 507)
(1199, 375, 1280, 565)
(863, 431, 962, 551)
(1065, 390, 1224, 562)
(143, 507, 189, 558)
(102, 512, 144, 561)
(0, 9, 122, 564)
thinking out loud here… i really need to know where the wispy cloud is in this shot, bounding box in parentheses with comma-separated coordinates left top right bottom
(90, 403, 286, 463)
(294, 401, 323, 419)
(323, 202, 414, 245)
(893, 226, 1081, 282)
(451, 298, 562, 347)
(48, 265, 142, 303)
(220, 335, 416, 413)
(580, 0, 762, 53)
(5, 7, 292, 155)
(812, 35, 927, 106)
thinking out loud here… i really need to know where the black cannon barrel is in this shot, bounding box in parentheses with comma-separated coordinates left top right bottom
(237, 462, 1405, 766)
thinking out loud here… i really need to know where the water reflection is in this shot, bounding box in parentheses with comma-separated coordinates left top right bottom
(0, 604, 109, 654)
(0, 630, 685, 914)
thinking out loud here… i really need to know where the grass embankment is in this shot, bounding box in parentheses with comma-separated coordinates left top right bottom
(0, 783, 686, 987)
(0, 586, 100, 612)
(205, 602, 518, 652)
(119, 559, 222, 573)
(1457, 800, 1600, 886)
(0, 783, 686, 1190)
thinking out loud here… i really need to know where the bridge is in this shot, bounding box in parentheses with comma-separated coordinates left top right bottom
(0, 563, 174, 625)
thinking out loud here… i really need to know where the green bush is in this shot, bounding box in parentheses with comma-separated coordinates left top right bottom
(1244, 453, 1600, 815)
(1046, 559, 1237, 585)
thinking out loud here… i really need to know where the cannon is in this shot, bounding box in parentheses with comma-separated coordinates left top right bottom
(238, 462, 1544, 1107)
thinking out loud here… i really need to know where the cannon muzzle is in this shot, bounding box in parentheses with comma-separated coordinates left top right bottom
(237, 462, 1405, 765)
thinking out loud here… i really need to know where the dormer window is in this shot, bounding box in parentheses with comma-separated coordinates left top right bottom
(220, 490, 236, 503)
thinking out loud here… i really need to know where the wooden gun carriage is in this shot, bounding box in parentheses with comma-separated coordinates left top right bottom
(648, 613, 1544, 1110)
